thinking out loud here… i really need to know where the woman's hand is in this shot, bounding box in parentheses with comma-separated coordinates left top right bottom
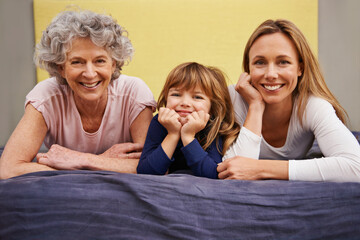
(158, 107, 182, 137)
(101, 143, 143, 159)
(236, 72, 264, 109)
(181, 110, 210, 146)
(217, 156, 263, 180)
(217, 156, 289, 180)
(37, 144, 84, 170)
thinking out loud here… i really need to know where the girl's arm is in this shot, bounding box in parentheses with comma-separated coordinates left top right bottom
(137, 112, 181, 175)
(180, 111, 221, 178)
(182, 138, 223, 179)
(0, 104, 54, 179)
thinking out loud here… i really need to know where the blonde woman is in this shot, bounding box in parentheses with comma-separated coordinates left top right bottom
(137, 62, 240, 178)
(218, 19, 360, 182)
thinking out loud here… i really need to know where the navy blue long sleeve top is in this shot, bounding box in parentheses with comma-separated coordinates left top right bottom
(137, 114, 223, 179)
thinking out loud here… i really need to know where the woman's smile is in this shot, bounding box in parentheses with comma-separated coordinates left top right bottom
(80, 80, 102, 89)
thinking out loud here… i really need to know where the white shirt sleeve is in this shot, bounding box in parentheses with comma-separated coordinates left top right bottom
(289, 97, 360, 182)
(223, 127, 261, 161)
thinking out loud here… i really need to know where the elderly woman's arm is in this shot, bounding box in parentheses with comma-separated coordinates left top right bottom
(35, 107, 154, 173)
(0, 105, 55, 179)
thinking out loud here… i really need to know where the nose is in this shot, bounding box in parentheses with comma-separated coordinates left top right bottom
(264, 63, 278, 80)
(180, 94, 191, 107)
(83, 62, 97, 79)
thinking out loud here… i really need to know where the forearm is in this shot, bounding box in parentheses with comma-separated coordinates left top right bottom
(223, 127, 261, 160)
(81, 153, 139, 174)
(258, 159, 289, 180)
(0, 159, 55, 179)
(243, 103, 264, 136)
(137, 146, 173, 175)
(182, 139, 220, 179)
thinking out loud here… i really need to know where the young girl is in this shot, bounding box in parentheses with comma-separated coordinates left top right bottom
(137, 62, 240, 179)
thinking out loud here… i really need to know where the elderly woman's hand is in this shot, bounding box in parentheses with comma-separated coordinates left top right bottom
(37, 144, 84, 170)
(100, 143, 143, 159)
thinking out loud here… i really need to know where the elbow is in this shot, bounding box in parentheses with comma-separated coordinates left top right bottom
(0, 160, 15, 179)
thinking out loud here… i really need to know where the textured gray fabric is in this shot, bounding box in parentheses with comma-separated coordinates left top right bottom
(0, 170, 359, 240)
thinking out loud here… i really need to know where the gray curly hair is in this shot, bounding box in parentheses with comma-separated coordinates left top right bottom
(34, 10, 134, 84)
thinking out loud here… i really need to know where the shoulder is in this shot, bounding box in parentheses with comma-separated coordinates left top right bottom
(299, 95, 337, 128)
(26, 77, 69, 105)
(303, 95, 335, 116)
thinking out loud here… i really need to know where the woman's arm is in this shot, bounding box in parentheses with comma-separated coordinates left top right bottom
(223, 73, 264, 161)
(289, 97, 360, 182)
(0, 104, 54, 179)
(36, 107, 154, 174)
(130, 106, 154, 145)
(217, 157, 288, 180)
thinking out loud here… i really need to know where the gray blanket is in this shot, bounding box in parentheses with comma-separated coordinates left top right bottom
(1, 170, 360, 240)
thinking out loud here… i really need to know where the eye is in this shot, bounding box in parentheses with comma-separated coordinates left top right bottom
(254, 59, 265, 65)
(96, 59, 106, 64)
(71, 60, 81, 65)
(279, 60, 290, 65)
(170, 92, 180, 97)
(194, 95, 204, 100)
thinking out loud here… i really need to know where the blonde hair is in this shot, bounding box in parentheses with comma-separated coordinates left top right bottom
(243, 19, 347, 124)
(158, 62, 240, 154)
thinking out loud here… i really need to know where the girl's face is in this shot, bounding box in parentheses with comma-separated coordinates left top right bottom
(60, 37, 115, 104)
(166, 85, 211, 118)
(248, 32, 302, 106)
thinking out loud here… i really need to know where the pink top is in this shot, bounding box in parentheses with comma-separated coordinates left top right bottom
(25, 75, 157, 154)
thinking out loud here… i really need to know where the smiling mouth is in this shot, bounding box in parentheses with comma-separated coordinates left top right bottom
(80, 81, 101, 88)
(176, 111, 192, 117)
(262, 84, 284, 91)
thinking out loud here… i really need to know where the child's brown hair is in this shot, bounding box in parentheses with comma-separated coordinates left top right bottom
(158, 62, 240, 154)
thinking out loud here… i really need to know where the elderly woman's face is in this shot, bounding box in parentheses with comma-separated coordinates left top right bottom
(248, 33, 302, 106)
(59, 37, 115, 103)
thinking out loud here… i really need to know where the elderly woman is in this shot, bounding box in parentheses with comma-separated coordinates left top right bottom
(0, 10, 156, 179)
(218, 19, 360, 182)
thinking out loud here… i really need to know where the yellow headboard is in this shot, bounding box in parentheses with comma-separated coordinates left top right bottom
(34, 0, 318, 100)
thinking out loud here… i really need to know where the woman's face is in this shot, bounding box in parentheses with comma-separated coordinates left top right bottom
(60, 37, 115, 103)
(248, 32, 302, 106)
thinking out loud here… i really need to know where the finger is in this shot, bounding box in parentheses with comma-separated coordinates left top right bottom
(216, 162, 226, 172)
(217, 169, 230, 180)
(127, 152, 142, 159)
(125, 143, 144, 153)
(236, 73, 251, 91)
(37, 156, 50, 166)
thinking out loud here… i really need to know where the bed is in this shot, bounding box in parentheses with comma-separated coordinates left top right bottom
(1, 134, 360, 239)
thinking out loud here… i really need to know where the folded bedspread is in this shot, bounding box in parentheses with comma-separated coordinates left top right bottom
(0, 170, 359, 240)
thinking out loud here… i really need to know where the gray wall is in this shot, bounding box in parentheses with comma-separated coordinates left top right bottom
(318, 0, 360, 130)
(0, 0, 359, 147)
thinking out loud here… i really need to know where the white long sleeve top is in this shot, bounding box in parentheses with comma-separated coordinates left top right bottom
(224, 85, 360, 182)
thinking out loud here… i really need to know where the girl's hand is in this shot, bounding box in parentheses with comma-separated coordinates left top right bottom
(158, 107, 182, 136)
(181, 110, 210, 146)
(235, 72, 264, 108)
